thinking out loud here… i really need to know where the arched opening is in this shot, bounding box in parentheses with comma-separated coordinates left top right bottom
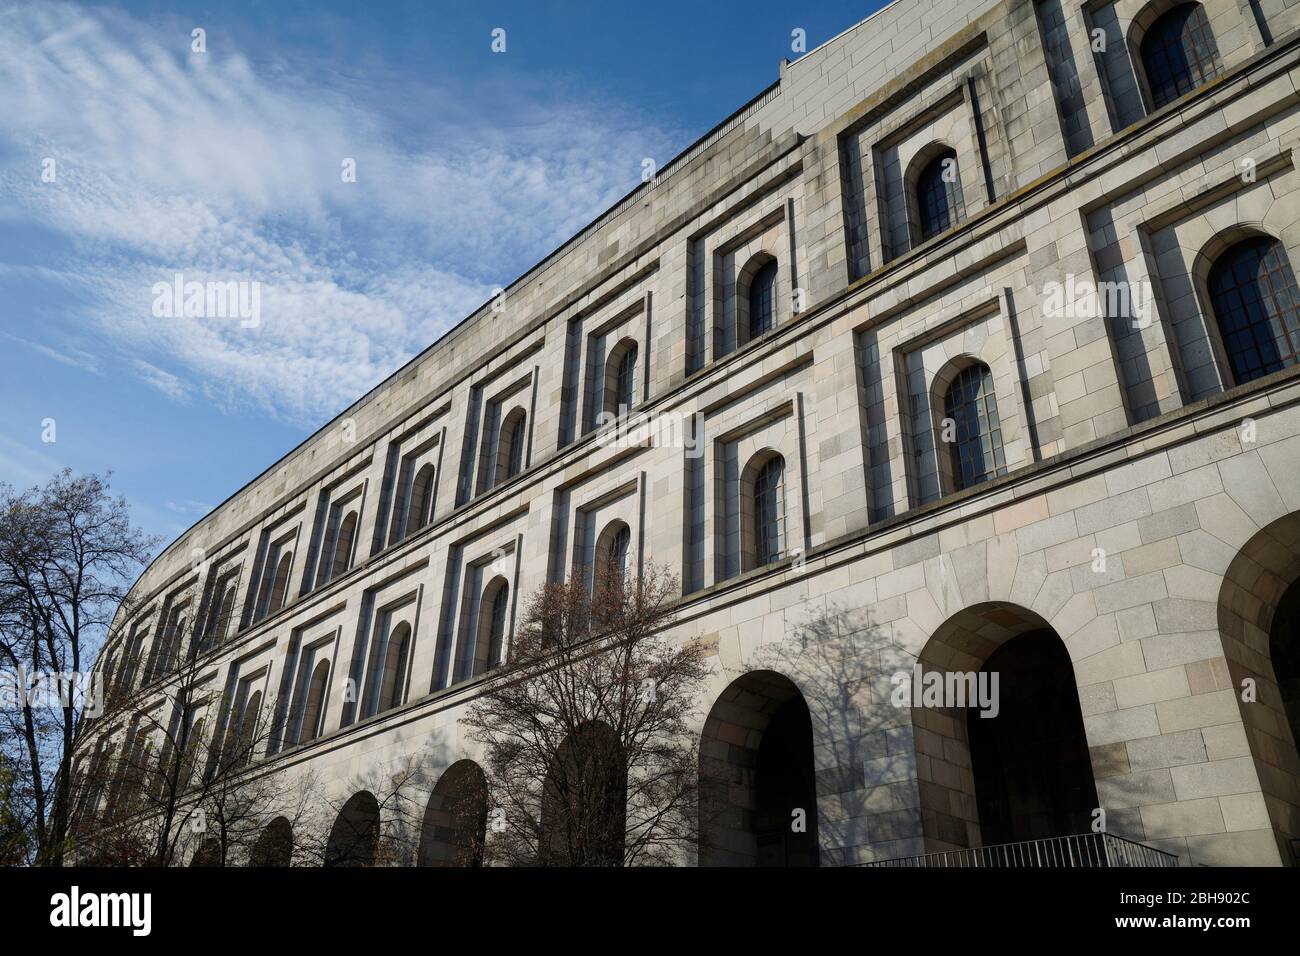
(419, 760, 489, 866)
(227, 690, 262, 768)
(736, 254, 779, 346)
(363, 622, 410, 718)
(204, 583, 237, 650)
(935, 360, 1007, 493)
(604, 339, 639, 417)
(297, 659, 330, 745)
(268, 552, 293, 615)
(1217, 513, 1300, 864)
(190, 838, 222, 867)
(1206, 235, 1300, 387)
(492, 407, 528, 487)
(179, 717, 205, 792)
(329, 511, 358, 581)
(912, 146, 963, 243)
(406, 464, 436, 535)
(1136, 2, 1221, 111)
(325, 791, 380, 867)
(379, 623, 409, 712)
(593, 520, 632, 592)
(740, 450, 786, 572)
(476, 577, 510, 676)
(910, 603, 1099, 851)
(540, 721, 628, 866)
(699, 670, 819, 866)
(249, 816, 294, 866)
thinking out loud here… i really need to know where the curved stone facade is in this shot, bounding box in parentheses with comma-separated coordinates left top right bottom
(76, 0, 1300, 866)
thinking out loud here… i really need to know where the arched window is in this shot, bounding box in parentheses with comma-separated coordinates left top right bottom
(298, 660, 330, 744)
(1207, 236, 1300, 386)
(607, 524, 631, 579)
(916, 149, 962, 242)
(943, 363, 1007, 491)
(179, 718, 205, 792)
(1139, 3, 1220, 110)
(747, 259, 779, 339)
(406, 465, 436, 535)
(486, 582, 509, 671)
(606, 340, 638, 416)
(364, 622, 410, 718)
(593, 521, 632, 592)
(330, 511, 357, 581)
(268, 552, 293, 615)
(470, 572, 509, 676)
(378, 623, 410, 713)
(747, 454, 786, 569)
(229, 690, 262, 768)
(495, 409, 527, 487)
(201, 580, 237, 651)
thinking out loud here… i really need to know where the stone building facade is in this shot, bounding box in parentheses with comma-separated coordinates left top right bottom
(74, 0, 1300, 866)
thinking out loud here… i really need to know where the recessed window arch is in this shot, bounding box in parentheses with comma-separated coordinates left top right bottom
(936, 360, 1008, 493)
(912, 146, 964, 243)
(201, 579, 238, 652)
(1135, 2, 1221, 111)
(494, 407, 528, 487)
(594, 519, 632, 590)
(298, 659, 330, 744)
(268, 552, 293, 615)
(605, 338, 639, 417)
(477, 576, 511, 675)
(329, 511, 358, 582)
(226, 689, 262, 769)
(378, 623, 410, 713)
(740, 255, 779, 342)
(363, 621, 411, 719)
(1205, 235, 1300, 387)
(741, 450, 787, 572)
(406, 464, 436, 534)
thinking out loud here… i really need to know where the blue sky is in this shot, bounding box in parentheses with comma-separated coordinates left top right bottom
(0, 0, 886, 547)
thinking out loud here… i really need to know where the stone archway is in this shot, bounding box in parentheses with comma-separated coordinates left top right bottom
(325, 790, 379, 867)
(1217, 512, 1300, 864)
(698, 670, 819, 866)
(910, 602, 1098, 851)
(419, 760, 488, 867)
(249, 816, 293, 866)
(539, 721, 627, 867)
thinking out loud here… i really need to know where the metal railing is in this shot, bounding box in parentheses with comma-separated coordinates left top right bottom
(864, 832, 1179, 868)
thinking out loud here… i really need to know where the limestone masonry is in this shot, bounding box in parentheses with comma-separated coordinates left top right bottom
(76, 0, 1300, 866)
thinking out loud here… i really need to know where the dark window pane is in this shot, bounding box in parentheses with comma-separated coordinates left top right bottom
(748, 260, 778, 338)
(916, 150, 963, 242)
(943, 363, 1008, 491)
(1140, 4, 1220, 110)
(754, 456, 786, 566)
(1208, 237, 1300, 385)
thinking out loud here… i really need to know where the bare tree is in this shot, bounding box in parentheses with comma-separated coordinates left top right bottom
(292, 751, 427, 867)
(72, 617, 308, 867)
(462, 562, 710, 866)
(0, 470, 157, 865)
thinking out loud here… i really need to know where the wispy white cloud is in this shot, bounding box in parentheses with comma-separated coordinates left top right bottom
(0, 329, 101, 374)
(0, 1, 681, 428)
